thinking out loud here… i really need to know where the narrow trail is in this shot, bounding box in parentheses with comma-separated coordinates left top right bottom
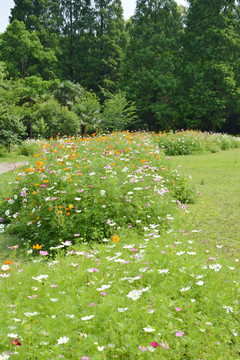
(0, 162, 28, 175)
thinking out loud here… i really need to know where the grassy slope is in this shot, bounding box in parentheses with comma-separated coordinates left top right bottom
(170, 148, 240, 252)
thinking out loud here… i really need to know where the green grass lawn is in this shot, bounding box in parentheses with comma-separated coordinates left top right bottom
(0, 142, 239, 360)
(170, 148, 240, 252)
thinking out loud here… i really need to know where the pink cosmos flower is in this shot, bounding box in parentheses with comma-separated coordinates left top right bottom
(39, 250, 49, 256)
(50, 284, 58, 288)
(176, 331, 184, 337)
(160, 342, 169, 350)
(150, 342, 159, 348)
(139, 346, 149, 352)
(100, 292, 107, 296)
(175, 307, 182, 312)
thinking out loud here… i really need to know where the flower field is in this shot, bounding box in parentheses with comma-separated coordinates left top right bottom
(0, 132, 239, 360)
(155, 130, 240, 155)
(0, 132, 195, 249)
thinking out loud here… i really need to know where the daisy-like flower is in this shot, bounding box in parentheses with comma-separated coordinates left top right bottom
(39, 250, 48, 256)
(143, 325, 155, 332)
(11, 338, 21, 346)
(57, 337, 69, 344)
(81, 315, 95, 321)
(61, 241, 72, 246)
(150, 342, 159, 348)
(139, 346, 149, 352)
(32, 275, 48, 282)
(0, 353, 10, 360)
(118, 308, 128, 312)
(127, 289, 142, 301)
(2, 264, 10, 271)
(97, 346, 104, 351)
(7, 334, 18, 338)
(209, 264, 222, 271)
(24, 312, 39, 317)
(158, 269, 169, 274)
(223, 305, 233, 313)
(196, 281, 204, 286)
(97, 285, 111, 291)
(160, 341, 169, 350)
(176, 331, 184, 337)
(180, 286, 191, 292)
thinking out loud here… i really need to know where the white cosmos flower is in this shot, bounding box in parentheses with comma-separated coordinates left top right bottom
(176, 251, 185, 256)
(209, 264, 222, 271)
(118, 308, 128, 312)
(81, 315, 95, 321)
(100, 190, 105, 196)
(143, 325, 155, 332)
(57, 336, 69, 344)
(180, 286, 191, 292)
(223, 305, 233, 313)
(0, 273, 10, 278)
(1, 265, 10, 271)
(196, 281, 204, 286)
(126, 289, 142, 300)
(158, 269, 169, 274)
(32, 275, 48, 282)
(0, 354, 10, 360)
(24, 312, 39, 316)
(12, 318, 21, 322)
(50, 298, 58, 302)
(66, 315, 75, 318)
(97, 346, 105, 351)
(97, 285, 111, 291)
(7, 333, 18, 338)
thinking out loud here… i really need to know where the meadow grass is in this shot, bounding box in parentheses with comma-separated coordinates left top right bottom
(0, 135, 239, 360)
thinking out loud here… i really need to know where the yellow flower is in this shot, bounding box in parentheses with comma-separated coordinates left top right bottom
(33, 244, 42, 250)
(112, 235, 119, 243)
(68, 204, 73, 209)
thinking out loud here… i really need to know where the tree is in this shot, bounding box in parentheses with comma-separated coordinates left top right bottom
(181, 0, 240, 131)
(74, 90, 101, 135)
(76, 0, 127, 93)
(122, 0, 184, 131)
(0, 105, 26, 151)
(0, 20, 57, 79)
(101, 88, 137, 131)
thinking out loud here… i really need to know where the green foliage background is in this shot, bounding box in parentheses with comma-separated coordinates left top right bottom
(1, 0, 240, 143)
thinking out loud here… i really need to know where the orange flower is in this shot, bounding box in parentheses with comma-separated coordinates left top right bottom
(33, 244, 42, 250)
(112, 235, 119, 243)
(66, 212, 71, 216)
(5, 260, 13, 265)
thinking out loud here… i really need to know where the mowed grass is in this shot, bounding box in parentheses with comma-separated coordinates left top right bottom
(170, 148, 240, 252)
(0, 140, 239, 360)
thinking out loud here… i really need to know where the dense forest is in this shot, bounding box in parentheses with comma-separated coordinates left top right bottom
(1, 0, 240, 147)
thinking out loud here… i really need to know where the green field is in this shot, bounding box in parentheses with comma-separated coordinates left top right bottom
(0, 141, 239, 360)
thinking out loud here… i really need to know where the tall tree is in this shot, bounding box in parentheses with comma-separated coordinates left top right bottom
(0, 20, 57, 79)
(78, 0, 127, 93)
(57, 0, 94, 80)
(181, 0, 240, 131)
(122, 0, 184, 131)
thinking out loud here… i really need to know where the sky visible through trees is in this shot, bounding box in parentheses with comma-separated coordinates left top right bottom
(0, 0, 188, 33)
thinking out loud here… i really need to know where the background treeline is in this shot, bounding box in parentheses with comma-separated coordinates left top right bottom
(1, 0, 240, 146)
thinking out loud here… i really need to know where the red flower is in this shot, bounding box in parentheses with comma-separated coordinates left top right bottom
(11, 338, 21, 346)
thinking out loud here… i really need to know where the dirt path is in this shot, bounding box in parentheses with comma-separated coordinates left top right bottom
(0, 162, 29, 175)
